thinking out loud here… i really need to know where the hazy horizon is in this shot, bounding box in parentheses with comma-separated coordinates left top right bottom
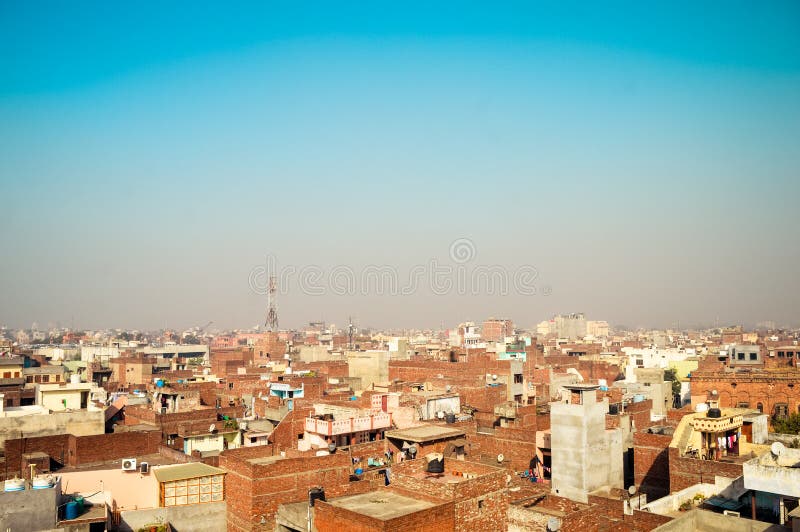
(2, 2, 799, 332)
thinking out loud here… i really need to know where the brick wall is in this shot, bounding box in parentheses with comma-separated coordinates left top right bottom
(2, 431, 162, 480)
(314, 496, 455, 532)
(668, 447, 743, 492)
(633, 431, 672, 499)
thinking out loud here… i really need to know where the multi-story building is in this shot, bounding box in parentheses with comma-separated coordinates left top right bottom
(481, 318, 514, 343)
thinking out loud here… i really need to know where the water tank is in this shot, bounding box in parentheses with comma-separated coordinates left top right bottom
(69, 374, 81, 384)
(31, 476, 54, 489)
(707, 408, 722, 418)
(73, 496, 84, 512)
(425, 454, 445, 474)
(156, 379, 165, 388)
(308, 487, 326, 507)
(4, 478, 25, 492)
(695, 403, 709, 413)
(64, 501, 79, 520)
(633, 394, 645, 403)
(445, 413, 456, 424)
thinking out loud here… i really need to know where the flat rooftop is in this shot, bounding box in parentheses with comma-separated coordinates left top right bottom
(246, 455, 286, 466)
(327, 491, 435, 520)
(153, 463, 225, 483)
(385, 424, 465, 443)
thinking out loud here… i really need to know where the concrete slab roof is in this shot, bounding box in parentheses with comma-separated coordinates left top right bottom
(152, 463, 225, 483)
(327, 490, 435, 520)
(385, 424, 465, 443)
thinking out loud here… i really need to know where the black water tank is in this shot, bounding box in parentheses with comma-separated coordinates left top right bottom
(707, 408, 722, 418)
(426, 458, 444, 474)
(445, 413, 456, 424)
(309, 487, 326, 507)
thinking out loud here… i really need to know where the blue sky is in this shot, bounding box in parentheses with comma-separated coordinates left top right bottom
(1, 2, 799, 331)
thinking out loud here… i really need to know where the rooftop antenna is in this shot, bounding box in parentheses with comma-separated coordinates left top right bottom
(348, 317, 356, 350)
(265, 275, 278, 331)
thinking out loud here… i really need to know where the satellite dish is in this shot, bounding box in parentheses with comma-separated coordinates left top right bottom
(771, 442, 785, 457)
(497, 453, 504, 463)
(628, 485, 637, 496)
(437, 411, 445, 419)
(408, 445, 417, 456)
(492, 374, 498, 381)
(209, 424, 216, 433)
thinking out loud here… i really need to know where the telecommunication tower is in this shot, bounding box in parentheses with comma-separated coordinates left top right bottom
(265, 275, 278, 331)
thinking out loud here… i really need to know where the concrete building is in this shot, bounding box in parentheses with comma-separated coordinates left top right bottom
(550, 384, 623, 503)
(622, 347, 695, 382)
(743, 443, 800, 527)
(34, 382, 105, 412)
(554, 313, 587, 341)
(301, 403, 392, 449)
(346, 350, 389, 391)
(23, 365, 66, 386)
(586, 320, 610, 338)
(726, 344, 763, 367)
(0, 475, 63, 531)
(0, 396, 104, 447)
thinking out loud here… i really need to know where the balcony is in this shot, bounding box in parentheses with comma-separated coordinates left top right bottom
(691, 414, 743, 434)
(305, 412, 392, 436)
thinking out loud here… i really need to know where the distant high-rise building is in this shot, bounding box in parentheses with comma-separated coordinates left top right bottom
(554, 313, 587, 340)
(585, 320, 609, 338)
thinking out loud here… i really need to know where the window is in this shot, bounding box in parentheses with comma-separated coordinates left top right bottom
(2, 372, 10, 378)
(757, 402, 763, 413)
(737, 402, 750, 408)
(513, 374, 523, 384)
(737, 353, 745, 360)
(228, 382, 234, 390)
(775, 403, 789, 420)
(749, 353, 758, 361)
(478, 499, 484, 509)
(778, 351, 785, 358)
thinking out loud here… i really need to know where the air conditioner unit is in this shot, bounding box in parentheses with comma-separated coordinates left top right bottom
(140, 462, 149, 474)
(121, 459, 137, 471)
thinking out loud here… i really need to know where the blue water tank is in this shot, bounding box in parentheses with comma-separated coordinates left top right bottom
(633, 394, 645, 403)
(64, 501, 79, 520)
(156, 379, 165, 387)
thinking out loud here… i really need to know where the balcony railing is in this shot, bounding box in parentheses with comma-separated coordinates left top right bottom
(305, 413, 392, 436)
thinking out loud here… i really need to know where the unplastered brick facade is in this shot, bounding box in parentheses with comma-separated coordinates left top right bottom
(667, 446, 743, 492)
(690, 369, 800, 424)
(2, 431, 161, 480)
(389, 459, 509, 532)
(220, 447, 374, 531)
(314, 494, 455, 532)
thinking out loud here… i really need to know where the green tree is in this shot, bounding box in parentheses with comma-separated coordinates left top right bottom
(772, 412, 800, 435)
(664, 368, 682, 396)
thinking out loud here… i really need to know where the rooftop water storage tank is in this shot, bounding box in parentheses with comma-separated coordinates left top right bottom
(4, 478, 25, 492)
(309, 487, 326, 507)
(31, 476, 54, 489)
(64, 501, 79, 520)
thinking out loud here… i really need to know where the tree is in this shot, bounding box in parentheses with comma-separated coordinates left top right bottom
(664, 368, 682, 396)
(772, 412, 800, 435)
